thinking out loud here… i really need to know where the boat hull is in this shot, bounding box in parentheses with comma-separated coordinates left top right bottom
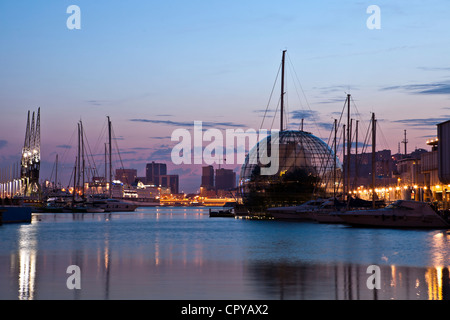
(0, 206, 32, 224)
(339, 212, 450, 228)
(269, 209, 315, 221)
(310, 211, 344, 224)
(89, 198, 138, 212)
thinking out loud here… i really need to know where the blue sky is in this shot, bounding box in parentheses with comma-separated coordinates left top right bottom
(1, 0, 450, 192)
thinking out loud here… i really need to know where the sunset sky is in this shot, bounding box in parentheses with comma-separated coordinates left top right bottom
(1, 0, 450, 192)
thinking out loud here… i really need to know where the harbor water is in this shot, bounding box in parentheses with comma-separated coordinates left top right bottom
(1, 206, 450, 300)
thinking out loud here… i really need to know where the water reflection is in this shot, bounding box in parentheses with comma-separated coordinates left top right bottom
(17, 224, 37, 300)
(7, 246, 450, 299)
(430, 231, 450, 267)
(2, 211, 450, 300)
(247, 261, 450, 300)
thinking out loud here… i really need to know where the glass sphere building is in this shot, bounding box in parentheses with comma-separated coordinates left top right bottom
(238, 130, 342, 208)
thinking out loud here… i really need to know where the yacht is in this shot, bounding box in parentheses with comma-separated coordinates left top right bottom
(308, 199, 345, 224)
(267, 199, 327, 221)
(338, 200, 450, 228)
(91, 198, 138, 212)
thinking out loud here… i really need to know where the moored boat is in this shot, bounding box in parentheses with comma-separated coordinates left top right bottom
(0, 206, 32, 224)
(267, 199, 327, 221)
(91, 198, 137, 212)
(308, 199, 345, 224)
(338, 200, 450, 228)
(209, 208, 235, 218)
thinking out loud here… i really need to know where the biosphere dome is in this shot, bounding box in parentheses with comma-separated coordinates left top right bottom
(238, 130, 342, 208)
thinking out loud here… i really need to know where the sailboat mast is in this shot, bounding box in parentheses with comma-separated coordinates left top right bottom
(280, 50, 286, 132)
(81, 120, 85, 198)
(346, 94, 351, 200)
(372, 113, 376, 208)
(55, 154, 58, 190)
(73, 157, 77, 206)
(355, 120, 359, 188)
(333, 119, 337, 198)
(105, 143, 107, 193)
(342, 124, 346, 197)
(108, 116, 112, 198)
(77, 122, 81, 195)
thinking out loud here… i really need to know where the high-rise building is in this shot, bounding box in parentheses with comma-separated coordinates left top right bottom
(201, 165, 214, 189)
(146, 162, 167, 185)
(215, 168, 236, 191)
(158, 175, 179, 194)
(115, 168, 137, 185)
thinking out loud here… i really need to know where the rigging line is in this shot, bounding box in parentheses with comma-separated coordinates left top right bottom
(349, 114, 374, 192)
(287, 57, 309, 130)
(57, 125, 77, 187)
(49, 156, 56, 185)
(360, 117, 372, 155)
(284, 76, 290, 129)
(335, 98, 348, 160)
(270, 95, 282, 131)
(260, 61, 282, 131)
(67, 161, 75, 189)
(82, 127, 100, 181)
(346, 112, 371, 192)
(92, 118, 108, 161)
(376, 119, 390, 152)
(313, 118, 336, 193)
(286, 53, 321, 137)
(111, 125, 125, 171)
(349, 96, 370, 143)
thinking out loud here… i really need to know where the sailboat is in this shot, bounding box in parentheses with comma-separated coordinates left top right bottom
(338, 200, 450, 228)
(65, 121, 106, 213)
(87, 116, 137, 212)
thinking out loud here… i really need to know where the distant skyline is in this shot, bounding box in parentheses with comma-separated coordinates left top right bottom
(1, 1, 450, 192)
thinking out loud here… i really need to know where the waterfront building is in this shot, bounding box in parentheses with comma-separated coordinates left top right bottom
(158, 174, 179, 194)
(239, 130, 340, 209)
(215, 168, 235, 191)
(201, 165, 214, 189)
(146, 162, 167, 184)
(115, 168, 137, 185)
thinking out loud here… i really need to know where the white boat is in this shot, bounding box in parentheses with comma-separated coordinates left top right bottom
(267, 199, 327, 221)
(64, 204, 105, 213)
(91, 198, 138, 212)
(308, 199, 345, 224)
(338, 200, 450, 228)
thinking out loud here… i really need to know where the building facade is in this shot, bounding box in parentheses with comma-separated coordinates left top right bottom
(158, 174, 179, 194)
(215, 168, 236, 191)
(201, 165, 214, 189)
(146, 162, 167, 185)
(115, 168, 137, 185)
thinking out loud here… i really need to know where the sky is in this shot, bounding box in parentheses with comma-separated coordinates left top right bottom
(1, 0, 450, 193)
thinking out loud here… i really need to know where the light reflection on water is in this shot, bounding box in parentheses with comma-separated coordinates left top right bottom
(1, 207, 450, 300)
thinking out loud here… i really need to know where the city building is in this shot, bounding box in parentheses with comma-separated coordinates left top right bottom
(215, 168, 236, 191)
(158, 174, 179, 194)
(345, 149, 396, 188)
(115, 168, 137, 185)
(201, 165, 214, 189)
(438, 120, 450, 184)
(421, 139, 438, 202)
(146, 162, 167, 185)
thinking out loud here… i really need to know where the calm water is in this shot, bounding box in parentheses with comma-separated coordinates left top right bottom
(1, 206, 450, 300)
